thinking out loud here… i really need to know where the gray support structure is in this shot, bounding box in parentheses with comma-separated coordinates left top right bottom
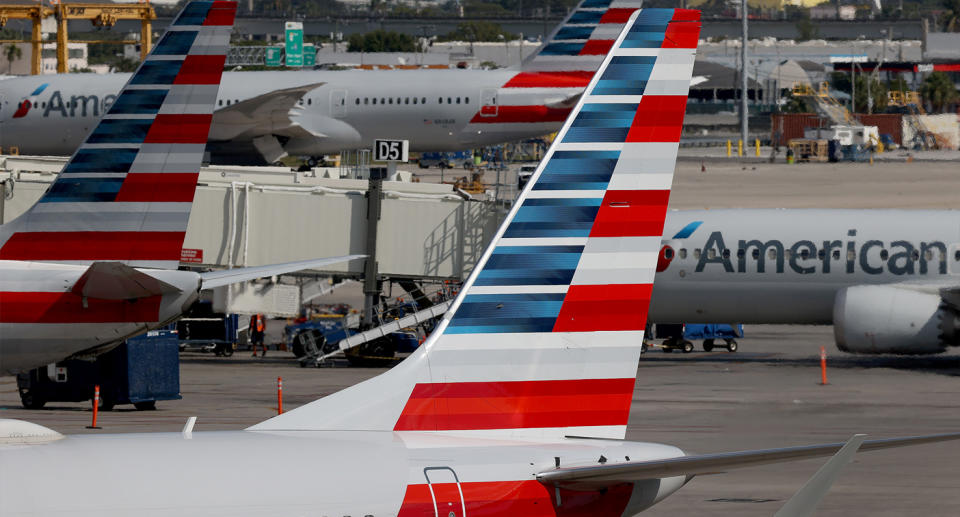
(740, 0, 749, 146)
(362, 176, 383, 328)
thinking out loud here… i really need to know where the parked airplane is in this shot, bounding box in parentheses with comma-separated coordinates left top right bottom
(652, 209, 960, 354)
(0, 1, 360, 376)
(4, 7, 960, 516)
(0, 0, 649, 165)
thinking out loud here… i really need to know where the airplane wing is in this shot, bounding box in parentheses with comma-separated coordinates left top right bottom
(773, 434, 865, 517)
(208, 83, 325, 141)
(537, 432, 960, 490)
(199, 255, 365, 290)
(71, 262, 182, 300)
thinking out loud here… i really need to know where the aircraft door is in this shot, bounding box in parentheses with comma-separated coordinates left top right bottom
(424, 467, 466, 517)
(480, 88, 498, 117)
(330, 89, 347, 118)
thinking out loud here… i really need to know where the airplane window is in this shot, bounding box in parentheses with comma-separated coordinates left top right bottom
(817, 249, 825, 260)
(396, 97, 401, 104)
(707, 249, 716, 259)
(235, 99, 239, 104)
(364, 98, 369, 104)
(299, 99, 304, 105)
(413, 98, 418, 104)
(925, 250, 933, 260)
(42, 102, 46, 108)
(737, 249, 745, 259)
(380, 98, 385, 104)
(388, 98, 393, 104)
(833, 250, 841, 260)
(693, 249, 701, 259)
(447, 97, 452, 104)
(456, 97, 461, 104)
(340, 99, 344, 105)
(768, 249, 777, 259)
(309, 98, 313, 105)
(226, 99, 231, 105)
(800, 249, 810, 259)
(911, 250, 920, 261)
(784, 250, 792, 259)
(438, 97, 443, 104)
(421, 97, 426, 104)
(721, 249, 730, 259)
(879, 250, 889, 260)
(752, 249, 760, 259)
(356, 98, 360, 105)
(678, 249, 687, 259)
(218, 100, 223, 106)
(847, 250, 856, 261)
(955, 250, 960, 261)
(465, 97, 469, 103)
(405, 98, 409, 104)
(373, 98, 377, 104)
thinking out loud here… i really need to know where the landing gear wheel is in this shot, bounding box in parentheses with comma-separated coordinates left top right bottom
(19, 390, 46, 409)
(641, 342, 648, 353)
(214, 343, 234, 357)
(681, 340, 694, 353)
(725, 339, 738, 353)
(134, 401, 157, 411)
(703, 339, 715, 352)
(307, 156, 319, 167)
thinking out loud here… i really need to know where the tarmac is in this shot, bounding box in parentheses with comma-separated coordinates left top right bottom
(2, 152, 960, 515)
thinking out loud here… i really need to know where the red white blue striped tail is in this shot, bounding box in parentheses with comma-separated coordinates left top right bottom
(250, 9, 702, 439)
(0, 1, 237, 269)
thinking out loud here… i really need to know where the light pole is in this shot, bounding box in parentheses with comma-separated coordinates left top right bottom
(740, 0, 749, 146)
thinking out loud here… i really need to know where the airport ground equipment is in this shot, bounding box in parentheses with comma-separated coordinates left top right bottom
(302, 299, 452, 367)
(650, 324, 741, 353)
(177, 306, 240, 357)
(16, 329, 181, 411)
(887, 90, 941, 150)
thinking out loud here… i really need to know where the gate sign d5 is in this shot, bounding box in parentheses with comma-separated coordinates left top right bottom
(373, 139, 409, 162)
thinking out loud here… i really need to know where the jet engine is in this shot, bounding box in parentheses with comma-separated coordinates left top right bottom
(833, 285, 960, 354)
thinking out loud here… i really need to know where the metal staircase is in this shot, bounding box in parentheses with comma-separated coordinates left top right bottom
(792, 82, 854, 125)
(300, 299, 452, 367)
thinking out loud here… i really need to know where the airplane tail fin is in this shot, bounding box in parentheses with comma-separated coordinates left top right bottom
(250, 8, 701, 440)
(0, 1, 237, 269)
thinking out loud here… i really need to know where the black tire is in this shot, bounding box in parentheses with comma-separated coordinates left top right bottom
(726, 339, 738, 353)
(98, 394, 115, 412)
(641, 343, 648, 353)
(681, 340, 694, 353)
(291, 341, 306, 358)
(703, 339, 715, 352)
(20, 390, 46, 410)
(307, 157, 319, 167)
(219, 343, 234, 357)
(134, 401, 157, 411)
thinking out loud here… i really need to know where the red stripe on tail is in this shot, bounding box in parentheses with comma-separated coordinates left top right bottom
(578, 40, 615, 56)
(599, 8, 637, 23)
(589, 190, 671, 238)
(503, 71, 594, 88)
(663, 21, 701, 49)
(115, 173, 200, 202)
(174, 54, 227, 84)
(0, 232, 186, 261)
(553, 284, 653, 332)
(393, 378, 634, 431)
(203, 1, 237, 25)
(144, 114, 213, 144)
(625, 95, 688, 143)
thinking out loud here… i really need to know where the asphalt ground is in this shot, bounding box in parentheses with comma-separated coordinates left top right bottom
(2, 326, 958, 516)
(2, 152, 960, 514)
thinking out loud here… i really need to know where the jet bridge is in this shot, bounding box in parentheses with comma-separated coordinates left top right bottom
(0, 156, 503, 283)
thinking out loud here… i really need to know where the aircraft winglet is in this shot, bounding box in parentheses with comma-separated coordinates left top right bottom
(773, 434, 865, 517)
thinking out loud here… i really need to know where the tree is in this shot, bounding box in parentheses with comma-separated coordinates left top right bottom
(4, 44, 22, 73)
(828, 71, 888, 114)
(795, 14, 818, 41)
(941, 0, 960, 31)
(439, 21, 518, 42)
(347, 30, 419, 53)
(920, 71, 959, 112)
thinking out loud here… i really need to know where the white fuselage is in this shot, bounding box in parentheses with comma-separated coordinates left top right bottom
(0, 70, 575, 162)
(0, 261, 202, 375)
(650, 209, 960, 324)
(0, 430, 686, 516)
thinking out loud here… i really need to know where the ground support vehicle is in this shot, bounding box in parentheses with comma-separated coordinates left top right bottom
(645, 323, 742, 354)
(177, 313, 239, 356)
(16, 329, 181, 410)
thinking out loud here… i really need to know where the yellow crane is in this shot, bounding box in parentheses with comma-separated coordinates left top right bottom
(0, 2, 155, 75)
(0, 3, 54, 75)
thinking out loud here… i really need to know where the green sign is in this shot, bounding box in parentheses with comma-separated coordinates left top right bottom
(303, 44, 316, 67)
(285, 21, 304, 67)
(265, 47, 283, 67)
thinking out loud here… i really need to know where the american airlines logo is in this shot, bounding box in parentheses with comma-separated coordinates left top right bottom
(14, 89, 117, 119)
(692, 230, 948, 276)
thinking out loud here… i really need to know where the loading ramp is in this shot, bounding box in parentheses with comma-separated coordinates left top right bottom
(300, 299, 452, 367)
